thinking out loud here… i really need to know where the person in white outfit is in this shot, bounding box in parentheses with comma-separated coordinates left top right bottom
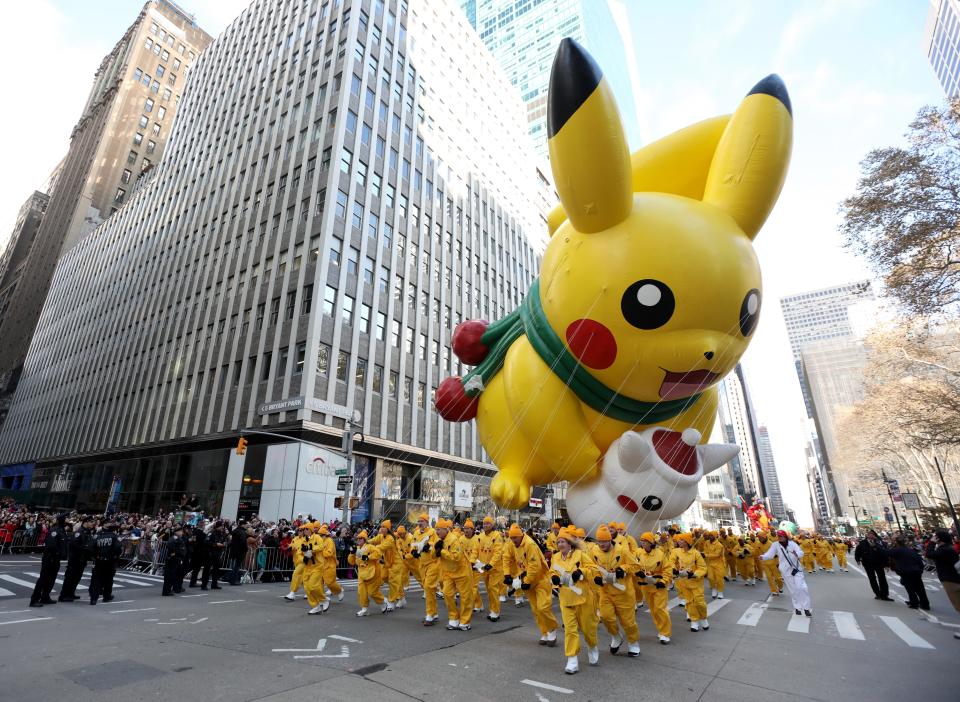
(761, 530, 812, 617)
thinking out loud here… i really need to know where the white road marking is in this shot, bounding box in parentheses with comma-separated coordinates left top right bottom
(0, 609, 32, 614)
(179, 594, 207, 598)
(706, 599, 730, 616)
(111, 576, 156, 587)
(0, 617, 52, 626)
(110, 600, 134, 604)
(329, 634, 362, 643)
(245, 589, 268, 593)
(521, 680, 573, 695)
(879, 616, 935, 649)
(273, 638, 327, 653)
(191, 617, 208, 624)
(0, 587, 15, 597)
(667, 597, 680, 610)
(110, 607, 157, 614)
(0, 574, 38, 588)
(23, 572, 93, 590)
(787, 613, 810, 633)
(736, 602, 766, 626)
(208, 599, 244, 604)
(832, 611, 865, 640)
(296, 644, 350, 659)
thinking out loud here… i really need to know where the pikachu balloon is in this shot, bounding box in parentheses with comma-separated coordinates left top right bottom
(435, 39, 792, 525)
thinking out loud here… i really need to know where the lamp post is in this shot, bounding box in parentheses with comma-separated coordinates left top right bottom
(933, 456, 960, 536)
(848, 489, 860, 537)
(881, 468, 904, 533)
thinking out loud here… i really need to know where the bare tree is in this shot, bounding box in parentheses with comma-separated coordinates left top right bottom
(840, 102, 960, 316)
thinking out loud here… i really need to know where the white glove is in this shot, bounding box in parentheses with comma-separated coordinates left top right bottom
(512, 577, 522, 591)
(304, 550, 313, 559)
(474, 559, 485, 572)
(603, 571, 616, 585)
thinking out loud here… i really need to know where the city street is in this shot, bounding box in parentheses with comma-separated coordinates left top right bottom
(1, 555, 957, 701)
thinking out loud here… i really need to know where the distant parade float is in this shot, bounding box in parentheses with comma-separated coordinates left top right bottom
(436, 38, 793, 536)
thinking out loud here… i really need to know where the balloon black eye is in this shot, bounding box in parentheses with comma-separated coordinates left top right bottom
(641, 495, 663, 511)
(739, 289, 761, 337)
(621, 280, 675, 330)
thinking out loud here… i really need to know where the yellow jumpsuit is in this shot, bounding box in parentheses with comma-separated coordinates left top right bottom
(315, 534, 342, 597)
(475, 529, 504, 615)
(723, 535, 738, 579)
(412, 526, 439, 620)
(833, 540, 848, 569)
(756, 538, 783, 593)
(437, 531, 475, 625)
(545, 531, 558, 559)
(302, 550, 327, 607)
(503, 534, 558, 636)
(702, 540, 727, 594)
(348, 543, 384, 608)
(369, 531, 403, 603)
(800, 538, 816, 573)
(674, 548, 708, 623)
(395, 532, 413, 590)
(750, 536, 764, 581)
(814, 539, 833, 571)
(592, 542, 639, 643)
(551, 549, 599, 658)
(735, 541, 755, 581)
(636, 546, 672, 638)
(288, 535, 306, 595)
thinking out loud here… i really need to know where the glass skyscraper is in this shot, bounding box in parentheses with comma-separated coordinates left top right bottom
(924, 0, 960, 96)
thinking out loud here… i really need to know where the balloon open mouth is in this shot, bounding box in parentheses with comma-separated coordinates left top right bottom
(659, 369, 719, 400)
(617, 495, 639, 513)
(652, 429, 699, 475)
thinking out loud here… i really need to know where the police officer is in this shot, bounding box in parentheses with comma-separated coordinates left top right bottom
(188, 520, 208, 588)
(59, 515, 96, 602)
(204, 521, 227, 590)
(30, 514, 68, 607)
(163, 526, 187, 596)
(89, 523, 122, 605)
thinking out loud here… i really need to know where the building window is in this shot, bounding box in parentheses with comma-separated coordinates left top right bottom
(336, 350, 349, 382)
(152, 123, 161, 136)
(133, 133, 143, 146)
(359, 303, 371, 333)
(144, 98, 154, 112)
(285, 291, 296, 320)
(316, 343, 330, 374)
(294, 342, 306, 374)
(151, 80, 160, 94)
(141, 158, 151, 170)
(335, 190, 348, 218)
(324, 285, 337, 315)
(342, 295, 355, 325)
(138, 115, 149, 129)
(156, 65, 165, 78)
(347, 247, 359, 275)
(372, 365, 383, 393)
(329, 236, 342, 265)
(356, 358, 367, 388)
(339, 148, 352, 173)
(114, 188, 126, 203)
(376, 312, 386, 341)
(278, 346, 289, 375)
(121, 169, 132, 184)
(146, 140, 156, 154)
(261, 352, 273, 382)
(302, 284, 313, 314)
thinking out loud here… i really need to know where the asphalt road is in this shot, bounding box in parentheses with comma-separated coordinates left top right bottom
(1, 554, 958, 701)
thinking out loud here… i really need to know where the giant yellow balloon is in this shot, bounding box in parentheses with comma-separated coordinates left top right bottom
(435, 38, 792, 526)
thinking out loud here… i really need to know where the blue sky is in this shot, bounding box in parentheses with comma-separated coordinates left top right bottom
(0, 0, 945, 526)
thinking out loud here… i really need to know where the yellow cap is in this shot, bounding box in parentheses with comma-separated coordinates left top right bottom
(557, 527, 576, 543)
(464, 519, 475, 529)
(417, 513, 429, 522)
(617, 522, 626, 530)
(675, 533, 693, 545)
(483, 516, 494, 524)
(575, 527, 586, 538)
(607, 521, 618, 529)
(356, 530, 368, 540)
(380, 520, 392, 530)
(596, 525, 613, 542)
(436, 518, 450, 529)
(640, 532, 656, 544)
(396, 525, 406, 535)
(318, 525, 330, 536)
(508, 523, 523, 538)
(551, 522, 561, 529)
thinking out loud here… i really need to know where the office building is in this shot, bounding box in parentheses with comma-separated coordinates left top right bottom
(780, 280, 875, 520)
(0, 1, 212, 428)
(716, 365, 765, 505)
(756, 426, 785, 518)
(924, 0, 960, 96)
(0, 0, 543, 524)
(459, 0, 640, 157)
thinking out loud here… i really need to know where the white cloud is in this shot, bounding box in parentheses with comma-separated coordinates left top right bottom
(0, 0, 106, 251)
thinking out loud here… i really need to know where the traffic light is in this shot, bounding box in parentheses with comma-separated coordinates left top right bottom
(235, 437, 248, 455)
(334, 496, 343, 509)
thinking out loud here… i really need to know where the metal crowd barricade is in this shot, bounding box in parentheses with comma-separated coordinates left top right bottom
(2, 529, 43, 554)
(118, 540, 296, 584)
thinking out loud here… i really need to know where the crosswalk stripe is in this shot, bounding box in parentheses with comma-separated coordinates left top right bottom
(832, 611, 865, 640)
(706, 599, 730, 616)
(23, 572, 92, 590)
(0, 587, 15, 597)
(0, 574, 39, 589)
(111, 576, 154, 587)
(879, 615, 935, 649)
(736, 602, 766, 626)
(787, 613, 810, 633)
(667, 597, 680, 610)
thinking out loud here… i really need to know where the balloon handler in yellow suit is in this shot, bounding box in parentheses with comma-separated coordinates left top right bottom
(284, 523, 311, 601)
(503, 523, 559, 646)
(474, 516, 505, 621)
(434, 518, 475, 631)
(300, 537, 329, 615)
(347, 531, 386, 617)
(314, 524, 343, 604)
(674, 533, 709, 632)
(550, 527, 599, 675)
(433, 38, 793, 537)
(636, 531, 673, 644)
(591, 524, 641, 656)
(410, 513, 440, 626)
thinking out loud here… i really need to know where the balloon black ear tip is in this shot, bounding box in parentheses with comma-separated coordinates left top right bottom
(548, 37, 603, 138)
(747, 74, 792, 116)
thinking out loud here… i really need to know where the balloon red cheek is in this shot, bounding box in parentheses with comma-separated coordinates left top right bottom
(565, 319, 617, 369)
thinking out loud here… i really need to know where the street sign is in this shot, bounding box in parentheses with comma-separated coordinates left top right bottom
(883, 506, 890, 513)
(901, 492, 921, 510)
(334, 468, 349, 476)
(857, 519, 873, 525)
(337, 475, 353, 490)
(257, 395, 305, 415)
(305, 398, 362, 423)
(886, 479, 903, 502)
(884, 512, 894, 522)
